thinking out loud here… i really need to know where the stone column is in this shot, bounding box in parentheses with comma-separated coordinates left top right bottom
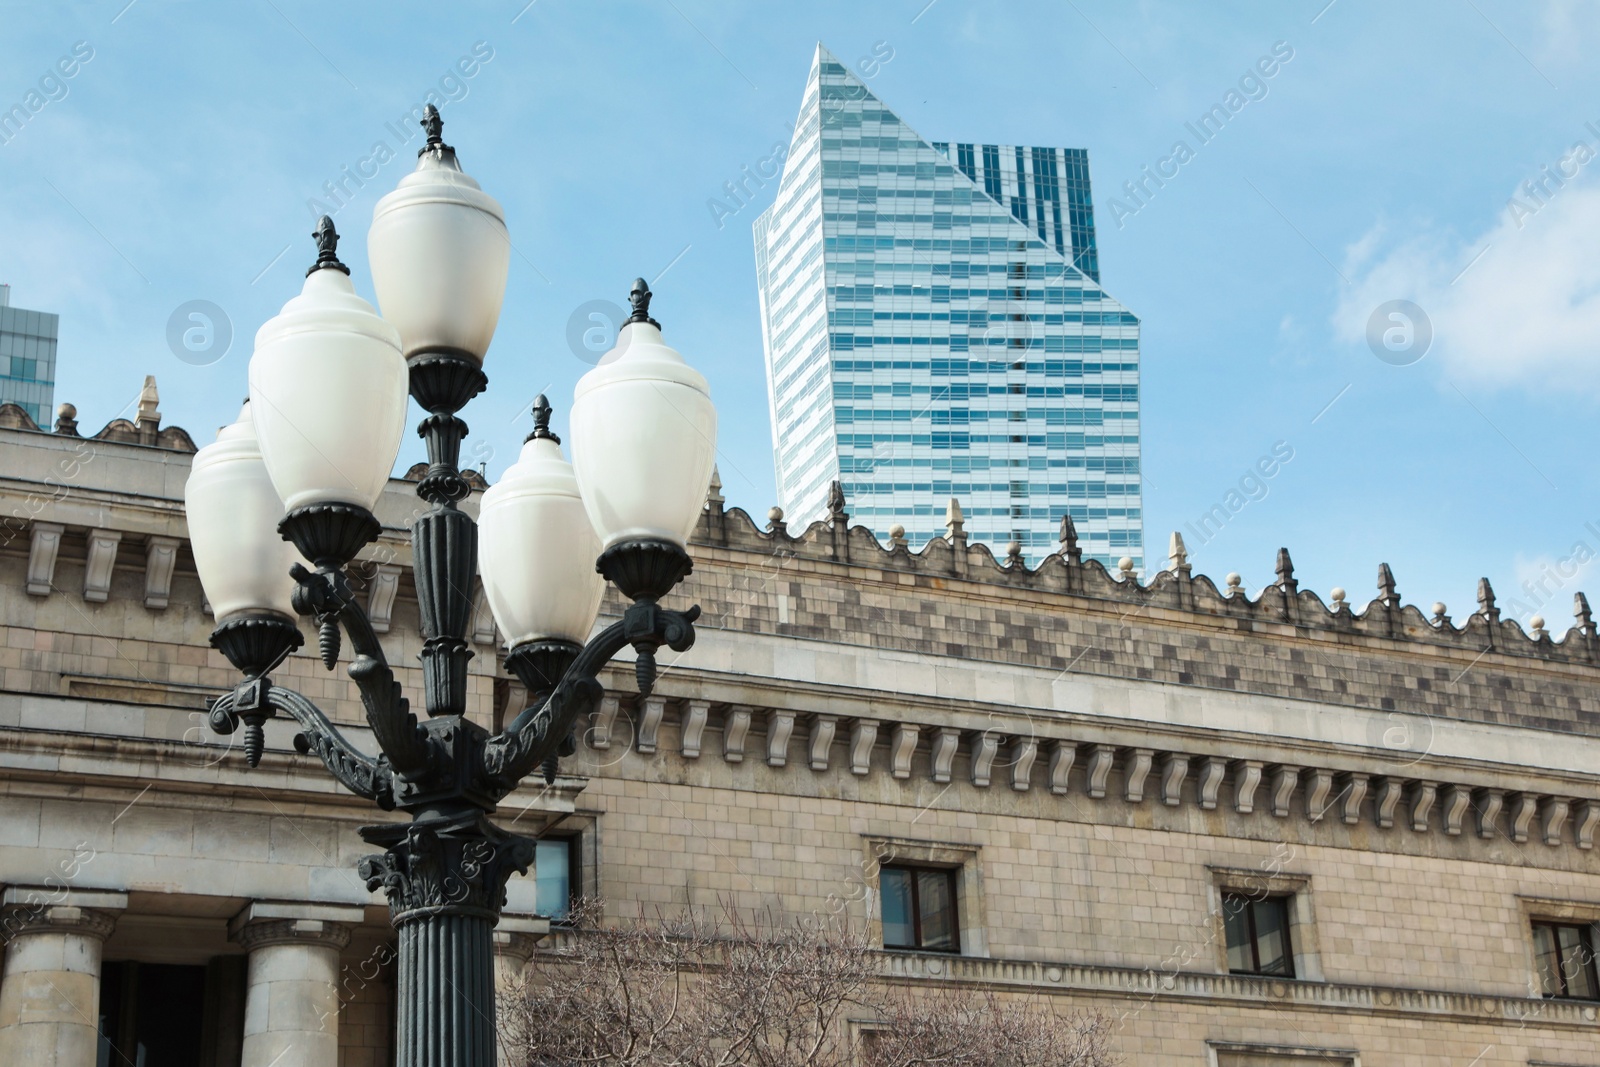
(0, 887, 126, 1066)
(230, 902, 363, 1067)
(492, 916, 547, 1067)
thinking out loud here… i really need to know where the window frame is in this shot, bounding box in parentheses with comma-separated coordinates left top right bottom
(1517, 895, 1600, 1002)
(1207, 864, 1320, 981)
(879, 863, 961, 954)
(1221, 892, 1296, 978)
(1532, 919, 1600, 1001)
(862, 836, 985, 957)
(534, 832, 582, 924)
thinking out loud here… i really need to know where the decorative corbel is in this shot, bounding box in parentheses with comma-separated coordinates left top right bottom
(890, 724, 920, 779)
(723, 706, 752, 762)
(1010, 737, 1038, 791)
(636, 695, 666, 754)
(970, 731, 1000, 788)
(680, 700, 709, 759)
(766, 709, 796, 767)
(1046, 740, 1076, 796)
(930, 727, 960, 784)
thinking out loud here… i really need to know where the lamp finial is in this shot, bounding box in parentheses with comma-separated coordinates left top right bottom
(625, 277, 660, 329)
(417, 104, 456, 161)
(527, 394, 560, 444)
(308, 215, 350, 276)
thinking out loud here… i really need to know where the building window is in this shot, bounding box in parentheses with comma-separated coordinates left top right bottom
(880, 865, 959, 952)
(535, 835, 581, 921)
(1533, 920, 1599, 1000)
(1222, 893, 1295, 977)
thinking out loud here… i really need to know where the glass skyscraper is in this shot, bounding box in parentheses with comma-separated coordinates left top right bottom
(0, 285, 58, 426)
(753, 45, 1143, 569)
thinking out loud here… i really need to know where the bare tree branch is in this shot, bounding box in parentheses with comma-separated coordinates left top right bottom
(498, 899, 1117, 1067)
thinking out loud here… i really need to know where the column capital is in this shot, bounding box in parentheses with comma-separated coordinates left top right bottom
(0, 887, 126, 943)
(230, 900, 364, 952)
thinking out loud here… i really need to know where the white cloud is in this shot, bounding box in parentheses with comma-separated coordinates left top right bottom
(1508, 546, 1599, 624)
(1334, 170, 1600, 392)
(1538, 0, 1600, 67)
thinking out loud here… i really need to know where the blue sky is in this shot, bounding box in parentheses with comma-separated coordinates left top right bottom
(4, 0, 1600, 627)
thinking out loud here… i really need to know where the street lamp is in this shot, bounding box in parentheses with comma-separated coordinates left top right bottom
(188, 106, 716, 1067)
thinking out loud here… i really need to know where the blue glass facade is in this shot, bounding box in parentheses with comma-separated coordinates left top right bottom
(0, 287, 58, 427)
(753, 46, 1143, 569)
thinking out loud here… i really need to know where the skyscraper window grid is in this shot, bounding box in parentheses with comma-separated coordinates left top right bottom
(0, 285, 59, 427)
(754, 46, 1142, 569)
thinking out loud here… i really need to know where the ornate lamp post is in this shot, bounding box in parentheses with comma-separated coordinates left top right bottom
(185, 108, 716, 1067)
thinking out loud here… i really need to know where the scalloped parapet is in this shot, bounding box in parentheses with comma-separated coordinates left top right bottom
(692, 494, 1600, 669)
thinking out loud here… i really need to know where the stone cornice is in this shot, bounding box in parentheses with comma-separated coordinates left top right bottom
(879, 950, 1600, 1031)
(584, 692, 1600, 864)
(0, 723, 583, 829)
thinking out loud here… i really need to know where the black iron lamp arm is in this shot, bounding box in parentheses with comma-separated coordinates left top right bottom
(291, 563, 435, 780)
(483, 600, 701, 791)
(210, 683, 396, 808)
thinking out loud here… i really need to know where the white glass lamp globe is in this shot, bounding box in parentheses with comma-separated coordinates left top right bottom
(247, 233, 408, 513)
(569, 283, 717, 550)
(183, 402, 302, 622)
(368, 109, 509, 366)
(478, 401, 605, 649)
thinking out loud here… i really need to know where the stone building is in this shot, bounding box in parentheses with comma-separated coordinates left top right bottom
(0, 387, 1598, 1065)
